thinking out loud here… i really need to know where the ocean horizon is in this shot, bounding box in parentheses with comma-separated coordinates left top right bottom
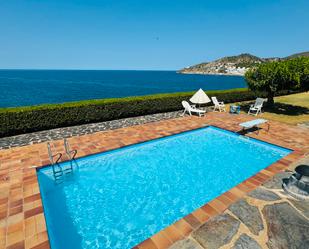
(0, 69, 246, 108)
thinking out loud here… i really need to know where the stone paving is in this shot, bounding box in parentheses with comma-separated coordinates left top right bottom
(0, 112, 309, 249)
(298, 121, 309, 129)
(0, 111, 182, 149)
(170, 156, 309, 249)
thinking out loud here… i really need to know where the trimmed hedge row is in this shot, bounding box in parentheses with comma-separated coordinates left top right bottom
(0, 88, 297, 137)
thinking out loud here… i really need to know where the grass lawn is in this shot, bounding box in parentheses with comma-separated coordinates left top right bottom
(230, 92, 309, 125)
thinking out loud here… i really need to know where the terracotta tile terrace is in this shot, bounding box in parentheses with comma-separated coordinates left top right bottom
(0, 112, 308, 249)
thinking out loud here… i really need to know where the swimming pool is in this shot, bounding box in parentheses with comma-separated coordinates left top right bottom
(37, 126, 291, 249)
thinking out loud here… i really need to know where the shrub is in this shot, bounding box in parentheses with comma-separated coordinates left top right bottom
(0, 88, 298, 137)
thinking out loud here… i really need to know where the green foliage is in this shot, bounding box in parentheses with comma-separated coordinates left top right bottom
(286, 57, 309, 90)
(0, 88, 261, 137)
(0, 88, 301, 137)
(245, 57, 309, 104)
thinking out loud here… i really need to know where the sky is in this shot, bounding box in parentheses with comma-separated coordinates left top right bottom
(0, 0, 308, 70)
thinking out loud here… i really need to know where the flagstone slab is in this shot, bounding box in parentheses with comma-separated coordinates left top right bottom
(192, 214, 240, 249)
(169, 239, 203, 249)
(288, 198, 309, 219)
(248, 188, 281, 201)
(229, 199, 263, 235)
(263, 202, 309, 249)
(232, 234, 262, 249)
(262, 172, 292, 189)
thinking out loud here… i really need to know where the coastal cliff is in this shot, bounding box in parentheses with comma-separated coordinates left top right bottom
(179, 52, 309, 76)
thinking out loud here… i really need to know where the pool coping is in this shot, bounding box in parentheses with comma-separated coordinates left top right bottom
(39, 125, 299, 249)
(0, 112, 308, 249)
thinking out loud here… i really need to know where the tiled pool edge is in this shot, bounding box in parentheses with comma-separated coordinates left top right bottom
(0, 113, 308, 249)
(37, 126, 294, 249)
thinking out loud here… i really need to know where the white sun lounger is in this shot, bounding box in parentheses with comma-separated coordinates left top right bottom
(239, 118, 269, 134)
(182, 101, 206, 117)
(240, 119, 269, 133)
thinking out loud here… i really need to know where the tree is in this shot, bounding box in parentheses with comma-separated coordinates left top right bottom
(245, 57, 309, 106)
(286, 57, 309, 91)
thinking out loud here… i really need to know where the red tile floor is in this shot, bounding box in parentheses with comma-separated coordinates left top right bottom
(0, 112, 308, 249)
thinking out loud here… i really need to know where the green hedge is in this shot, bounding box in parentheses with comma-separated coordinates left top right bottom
(0, 88, 297, 137)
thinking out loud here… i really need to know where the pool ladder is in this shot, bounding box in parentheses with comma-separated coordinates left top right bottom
(47, 138, 77, 180)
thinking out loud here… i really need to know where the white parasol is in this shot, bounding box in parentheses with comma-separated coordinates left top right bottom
(190, 88, 211, 105)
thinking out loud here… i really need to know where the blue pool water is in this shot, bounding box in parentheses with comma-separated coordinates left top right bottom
(37, 127, 291, 249)
(0, 70, 246, 107)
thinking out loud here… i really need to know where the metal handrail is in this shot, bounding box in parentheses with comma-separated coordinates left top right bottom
(64, 138, 77, 160)
(47, 142, 62, 165)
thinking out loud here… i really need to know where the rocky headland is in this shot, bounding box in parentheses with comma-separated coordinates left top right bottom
(178, 52, 309, 76)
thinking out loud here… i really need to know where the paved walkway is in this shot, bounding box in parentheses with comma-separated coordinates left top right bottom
(0, 112, 308, 249)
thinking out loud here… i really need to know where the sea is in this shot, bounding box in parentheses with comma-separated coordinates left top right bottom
(0, 70, 246, 108)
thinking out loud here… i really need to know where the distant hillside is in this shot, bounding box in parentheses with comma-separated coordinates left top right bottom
(284, 51, 309, 59)
(179, 51, 309, 76)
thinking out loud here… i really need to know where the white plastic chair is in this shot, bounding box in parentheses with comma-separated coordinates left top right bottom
(181, 101, 206, 117)
(248, 98, 265, 116)
(211, 97, 226, 112)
